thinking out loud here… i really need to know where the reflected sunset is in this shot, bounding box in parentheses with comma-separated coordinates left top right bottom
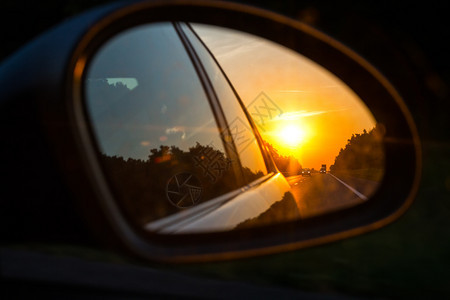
(84, 21, 385, 231)
(278, 123, 306, 148)
(193, 24, 377, 170)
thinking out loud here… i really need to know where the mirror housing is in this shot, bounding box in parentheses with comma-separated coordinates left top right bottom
(0, 0, 421, 262)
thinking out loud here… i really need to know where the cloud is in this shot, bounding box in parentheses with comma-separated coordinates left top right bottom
(213, 40, 262, 62)
(277, 90, 310, 93)
(192, 24, 265, 62)
(165, 126, 186, 139)
(274, 108, 348, 121)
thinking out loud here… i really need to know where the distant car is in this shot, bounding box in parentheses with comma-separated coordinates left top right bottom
(319, 168, 326, 174)
(301, 168, 311, 176)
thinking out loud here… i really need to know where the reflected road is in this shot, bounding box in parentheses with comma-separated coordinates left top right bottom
(286, 173, 379, 219)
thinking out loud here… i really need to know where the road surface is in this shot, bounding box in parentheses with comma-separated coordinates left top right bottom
(286, 173, 380, 219)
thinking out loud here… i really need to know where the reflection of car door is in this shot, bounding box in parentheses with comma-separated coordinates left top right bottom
(85, 21, 296, 233)
(86, 23, 249, 225)
(144, 24, 297, 233)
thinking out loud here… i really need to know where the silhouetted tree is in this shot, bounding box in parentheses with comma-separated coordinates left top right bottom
(331, 125, 384, 172)
(100, 142, 267, 225)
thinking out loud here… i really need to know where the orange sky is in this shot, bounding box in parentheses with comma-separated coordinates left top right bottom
(193, 24, 376, 170)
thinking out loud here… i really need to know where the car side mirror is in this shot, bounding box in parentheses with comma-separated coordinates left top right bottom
(1, 0, 421, 262)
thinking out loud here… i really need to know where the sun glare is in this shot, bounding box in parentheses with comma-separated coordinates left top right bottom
(192, 23, 377, 169)
(278, 124, 305, 148)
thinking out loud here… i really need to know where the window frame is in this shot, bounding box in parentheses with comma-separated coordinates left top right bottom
(180, 22, 279, 174)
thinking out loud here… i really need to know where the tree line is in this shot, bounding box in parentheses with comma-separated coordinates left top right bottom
(330, 124, 384, 172)
(264, 141, 302, 175)
(100, 142, 265, 225)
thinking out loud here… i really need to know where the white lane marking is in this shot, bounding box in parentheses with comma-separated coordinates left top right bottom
(328, 173, 368, 201)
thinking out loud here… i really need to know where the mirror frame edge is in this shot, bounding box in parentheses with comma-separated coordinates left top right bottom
(61, 0, 421, 263)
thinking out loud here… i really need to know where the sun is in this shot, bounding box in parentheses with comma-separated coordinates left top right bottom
(278, 124, 306, 148)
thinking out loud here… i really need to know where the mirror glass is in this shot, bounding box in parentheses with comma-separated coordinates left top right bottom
(84, 22, 384, 234)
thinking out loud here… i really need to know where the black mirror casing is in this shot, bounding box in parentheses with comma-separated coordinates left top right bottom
(0, 2, 130, 246)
